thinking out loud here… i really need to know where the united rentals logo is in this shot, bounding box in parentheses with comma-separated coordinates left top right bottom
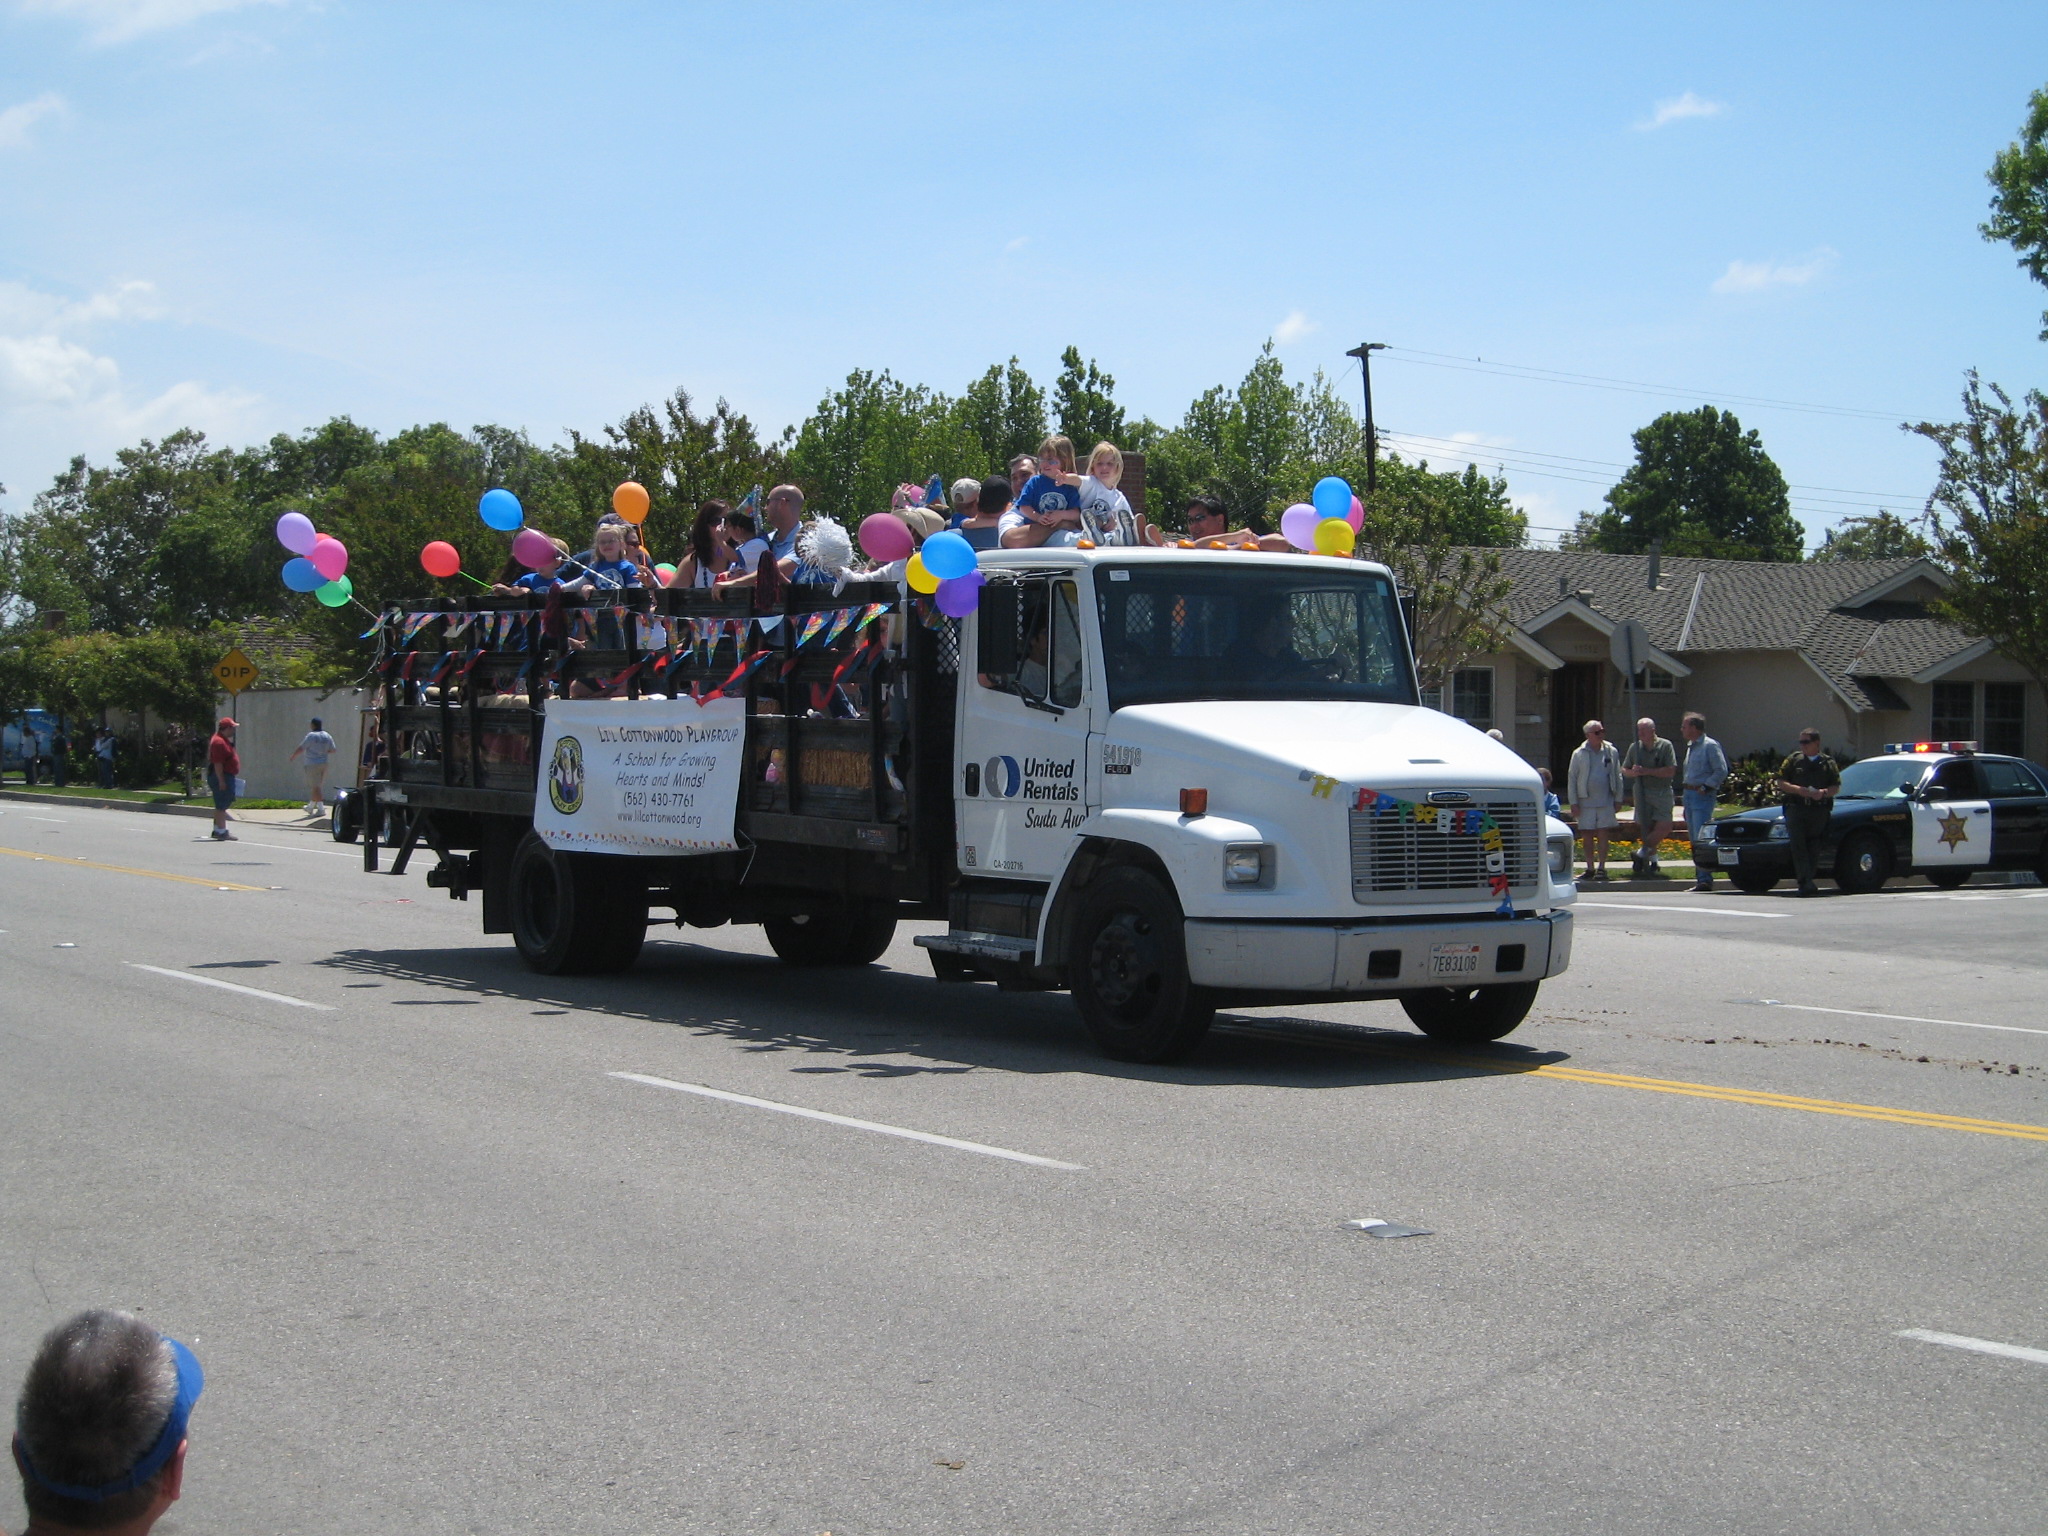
(984, 755, 1023, 797)
(548, 735, 585, 815)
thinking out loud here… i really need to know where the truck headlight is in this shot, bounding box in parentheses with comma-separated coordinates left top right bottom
(1223, 844, 1272, 886)
(1547, 835, 1573, 875)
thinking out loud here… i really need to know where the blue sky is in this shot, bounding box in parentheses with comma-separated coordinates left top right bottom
(3, 1, 2046, 548)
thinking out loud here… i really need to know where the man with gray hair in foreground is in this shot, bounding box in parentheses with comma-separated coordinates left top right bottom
(10, 1310, 204, 1536)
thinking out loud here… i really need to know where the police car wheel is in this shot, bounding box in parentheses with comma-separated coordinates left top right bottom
(1400, 981, 1538, 1043)
(1833, 831, 1892, 894)
(1925, 868, 1972, 890)
(1069, 867, 1215, 1063)
(1728, 870, 1779, 894)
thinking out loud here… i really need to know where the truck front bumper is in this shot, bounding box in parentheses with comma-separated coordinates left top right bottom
(1184, 911, 1572, 994)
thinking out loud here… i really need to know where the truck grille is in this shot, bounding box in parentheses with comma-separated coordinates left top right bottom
(1349, 796, 1541, 902)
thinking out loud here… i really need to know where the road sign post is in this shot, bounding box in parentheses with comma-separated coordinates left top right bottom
(214, 648, 259, 697)
(1609, 619, 1649, 733)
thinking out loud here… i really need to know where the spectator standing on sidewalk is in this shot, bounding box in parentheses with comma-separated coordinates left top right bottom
(93, 727, 116, 790)
(1566, 720, 1623, 881)
(288, 716, 338, 817)
(1621, 717, 1678, 877)
(206, 717, 239, 842)
(1776, 728, 1840, 896)
(10, 1308, 204, 1536)
(1679, 711, 1729, 891)
(49, 724, 68, 788)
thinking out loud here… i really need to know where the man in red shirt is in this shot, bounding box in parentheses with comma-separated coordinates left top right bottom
(206, 717, 239, 841)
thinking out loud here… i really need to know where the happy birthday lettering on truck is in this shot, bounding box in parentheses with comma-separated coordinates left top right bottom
(350, 530, 1578, 1062)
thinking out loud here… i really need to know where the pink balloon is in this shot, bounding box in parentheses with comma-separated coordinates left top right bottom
(1348, 495, 1365, 531)
(1280, 504, 1319, 552)
(309, 534, 349, 582)
(934, 571, 984, 618)
(858, 512, 914, 564)
(275, 511, 317, 555)
(512, 527, 558, 568)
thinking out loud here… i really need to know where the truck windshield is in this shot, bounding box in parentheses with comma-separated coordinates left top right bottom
(1094, 563, 1414, 710)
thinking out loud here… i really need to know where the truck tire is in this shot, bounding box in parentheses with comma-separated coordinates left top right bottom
(330, 790, 359, 844)
(1066, 867, 1214, 1063)
(763, 907, 897, 966)
(1728, 869, 1779, 894)
(1833, 832, 1893, 894)
(1400, 981, 1538, 1044)
(510, 832, 644, 974)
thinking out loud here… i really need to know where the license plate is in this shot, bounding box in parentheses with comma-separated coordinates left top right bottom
(1717, 848, 1740, 865)
(1429, 943, 1482, 978)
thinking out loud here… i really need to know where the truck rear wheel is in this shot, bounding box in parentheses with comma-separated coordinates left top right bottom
(1400, 981, 1538, 1045)
(763, 906, 898, 966)
(510, 832, 645, 975)
(1067, 868, 1214, 1063)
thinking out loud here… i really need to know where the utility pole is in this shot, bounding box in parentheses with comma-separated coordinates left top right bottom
(1345, 342, 1386, 498)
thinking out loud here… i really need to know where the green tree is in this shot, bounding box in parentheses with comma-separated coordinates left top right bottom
(1572, 406, 1801, 561)
(1355, 482, 1516, 693)
(1809, 510, 1933, 562)
(953, 358, 1048, 469)
(1052, 346, 1127, 451)
(787, 369, 980, 519)
(1910, 372, 2048, 700)
(1983, 84, 2048, 340)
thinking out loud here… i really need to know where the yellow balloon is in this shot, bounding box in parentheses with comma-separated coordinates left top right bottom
(905, 552, 941, 593)
(1314, 518, 1356, 555)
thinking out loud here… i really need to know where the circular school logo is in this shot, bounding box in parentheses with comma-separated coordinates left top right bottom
(984, 754, 1022, 798)
(548, 735, 585, 815)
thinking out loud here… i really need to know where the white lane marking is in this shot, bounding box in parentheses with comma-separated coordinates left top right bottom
(1575, 900, 1785, 920)
(1899, 1329, 2048, 1366)
(1759, 1000, 2048, 1038)
(26, 816, 67, 822)
(211, 840, 361, 860)
(126, 964, 335, 1011)
(1894, 889, 2048, 902)
(610, 1072, 1086, 1170)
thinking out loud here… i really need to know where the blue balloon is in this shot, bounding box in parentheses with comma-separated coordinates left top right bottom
(479, 487, 523, 531)
(1313, 476, 1353, 520)
(281, 556, 325, 592)
(920, 529, 977, 580)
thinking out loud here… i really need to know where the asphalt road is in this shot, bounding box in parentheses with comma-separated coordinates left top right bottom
(3, 803, 2045, 1535)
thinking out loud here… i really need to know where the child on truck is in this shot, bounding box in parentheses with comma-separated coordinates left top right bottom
(1001, 435, 1086, 548)
(493, 536, 571, 595)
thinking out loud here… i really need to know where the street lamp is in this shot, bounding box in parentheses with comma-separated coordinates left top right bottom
(1345, 342, 1386, 498)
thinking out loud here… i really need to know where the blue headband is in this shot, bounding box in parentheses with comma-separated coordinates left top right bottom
(12, 1337, 203, 1503)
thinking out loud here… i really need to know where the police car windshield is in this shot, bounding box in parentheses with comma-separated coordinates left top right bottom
(1837, 759, 1928, 800)
(1093, 563, 1413, 710)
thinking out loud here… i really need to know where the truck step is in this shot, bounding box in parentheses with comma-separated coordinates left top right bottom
(915, 931, 1038, 966)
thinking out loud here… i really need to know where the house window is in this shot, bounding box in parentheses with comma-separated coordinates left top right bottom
(1419, 685, 1441, 712)
(1450, 667, 1494, 728)
(1983, 682, 2025, 755)
(1932, 682, 1974, 741)
(1630, 664, 1676, 692)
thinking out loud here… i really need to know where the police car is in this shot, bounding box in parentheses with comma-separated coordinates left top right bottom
(1700, 742, 2048, 894)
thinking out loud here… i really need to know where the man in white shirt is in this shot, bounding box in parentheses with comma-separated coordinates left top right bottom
(289, 716, 338, 816)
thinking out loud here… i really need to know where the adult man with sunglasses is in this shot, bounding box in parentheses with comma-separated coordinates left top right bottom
(1776, 728, 1841, 896)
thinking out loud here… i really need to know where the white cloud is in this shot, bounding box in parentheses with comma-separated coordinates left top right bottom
(1711, 247, 1838, 294)
(1273, 309, 1317, 345)
(0, 91, 67, 148)
(1003, 235, 1028, 253)
(1634, 91, 1724, 131)
(17, 0, 285, 44)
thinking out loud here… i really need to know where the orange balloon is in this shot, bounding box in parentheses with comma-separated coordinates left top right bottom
(612, 480, 650, 524)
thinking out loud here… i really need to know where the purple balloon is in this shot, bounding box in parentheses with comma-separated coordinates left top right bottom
(934, 572, 984, 617)
(276, 511, 317, 555)
(512, 527, 558, 569)
(1280, 504, 1319, 552)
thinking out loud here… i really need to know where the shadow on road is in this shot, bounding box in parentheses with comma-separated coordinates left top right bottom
(313, 938, 1571, 1091)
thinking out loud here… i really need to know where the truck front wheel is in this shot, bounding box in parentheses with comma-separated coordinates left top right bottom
(1400, 981, 1539, 1045)
(763, 907, 898, 966)
(1067, 868, 1214, 1063)
(510, 832, 645, 975)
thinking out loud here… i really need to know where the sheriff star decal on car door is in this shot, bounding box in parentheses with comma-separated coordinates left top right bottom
(1936, 809, 1971, 850)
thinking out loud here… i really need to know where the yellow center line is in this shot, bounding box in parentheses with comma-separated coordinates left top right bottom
(0, 845, 267, 892)
(1223, 1024, 2048, 1144)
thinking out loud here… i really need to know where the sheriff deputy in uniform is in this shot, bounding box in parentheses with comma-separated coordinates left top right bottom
(1776, 727, 1840, 896)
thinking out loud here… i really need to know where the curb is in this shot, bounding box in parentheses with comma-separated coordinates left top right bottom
(0, 788, 214, 819)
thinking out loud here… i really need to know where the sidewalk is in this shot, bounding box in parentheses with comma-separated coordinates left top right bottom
(0, 787, 338, 835)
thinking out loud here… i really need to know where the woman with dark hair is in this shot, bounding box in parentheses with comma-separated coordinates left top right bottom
(676, 499, 733, 589)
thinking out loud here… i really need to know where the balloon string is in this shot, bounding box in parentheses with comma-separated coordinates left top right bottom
(458, 570, 491, 589)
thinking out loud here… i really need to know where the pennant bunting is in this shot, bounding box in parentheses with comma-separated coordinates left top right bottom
(1350, 785, 1520, 917)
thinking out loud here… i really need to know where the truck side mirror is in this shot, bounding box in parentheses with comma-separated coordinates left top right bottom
(978, 582, 1021, 679)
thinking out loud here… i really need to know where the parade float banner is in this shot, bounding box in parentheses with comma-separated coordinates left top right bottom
(534, 696, 747, 856)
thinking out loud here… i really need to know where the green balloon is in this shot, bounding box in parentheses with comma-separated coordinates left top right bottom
(315, 575, 353, 607)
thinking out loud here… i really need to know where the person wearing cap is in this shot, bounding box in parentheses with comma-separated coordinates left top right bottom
(957, 476, 1009, 550)
(288, 716, 338, 818)
(205, 718, 239, 842)
(11, 1309, 204, 1536)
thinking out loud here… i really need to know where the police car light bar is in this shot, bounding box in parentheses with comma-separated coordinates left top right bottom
(1882, 740, 1978, 755)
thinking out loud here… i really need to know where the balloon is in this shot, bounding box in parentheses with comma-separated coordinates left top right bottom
(309, 534, 349, 582)
(612, 481, 650, 523)
(1348, 495, 1365, 531)
(315, 575, 354, 607)
(1280, 504, 1320, 552)
(511, 527, 558, 568)
(920, 529, 976, 581)
(420, 541, 461, 578)
(905, 553, 941, 594)
(282, 557, 325, 592)
(858, 512, 914, 564)
(1312, 476, 1353, 520)
(1313, 518, 1356, 555)
(479, 487, 523, 531)
(275, 511, 317, 555)
(656, 563, 677, 583)
(935, 572, 984, 617)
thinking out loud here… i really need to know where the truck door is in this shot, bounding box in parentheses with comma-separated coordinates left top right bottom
(956, 576, 1091, 880)
(1911, 759, 1993, 870)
